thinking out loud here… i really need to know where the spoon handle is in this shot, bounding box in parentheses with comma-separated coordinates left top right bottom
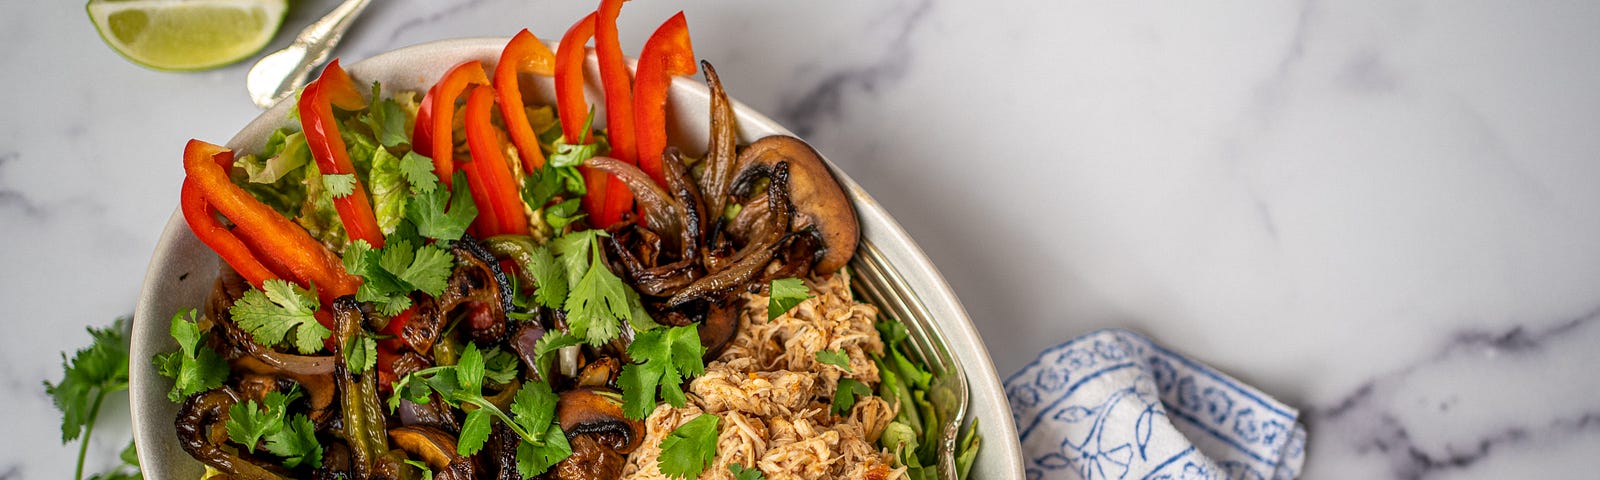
(247, 0, 374, 108)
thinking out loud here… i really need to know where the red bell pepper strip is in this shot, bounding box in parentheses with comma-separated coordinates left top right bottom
(299, 61, 386, 249)
(428, 61, 491, 186)
(463, 85, 530, 236)
(412, 85, 437, 158)
(555, 13, 610, 220)
(494, 29, 557, 173)
(594, 0, 639, 227)
(181, 139, 360, 306)
(634, 12, 697, 188)
(182, 180, 276, 289)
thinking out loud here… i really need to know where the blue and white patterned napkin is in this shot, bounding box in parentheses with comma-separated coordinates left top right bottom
(1005, 329, 1307, 480)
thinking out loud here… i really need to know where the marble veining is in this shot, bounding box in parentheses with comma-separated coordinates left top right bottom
(3, 0, 1598, 478)
(777, 0, 933, 137)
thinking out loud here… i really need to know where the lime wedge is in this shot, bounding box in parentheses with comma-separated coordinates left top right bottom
(87, 0, 288, 71)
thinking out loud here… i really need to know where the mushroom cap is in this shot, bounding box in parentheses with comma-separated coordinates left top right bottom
(732, 135, 859, 273)
(556, 387, 646, 454)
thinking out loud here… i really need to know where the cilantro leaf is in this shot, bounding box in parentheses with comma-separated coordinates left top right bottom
(359, 82, 411, 148)
(368, 147, 408, 235)
(523, 165, 562, 209)
(399, 151, 439, 195)
(230, 280, 330, 354)
(458, 408, 493, 456)
(456, 343, 486, 395)
(657, 414, 719, 479)
(620, 326, 706, 419)
(554, 230, 637, 345)
(345, 332, 377, 374)
(484, 346, 521, 385)
(342, 239, 375, 277)
(510, 380, 558, 439)
(226, 392, 290, 453)
(532, 331, 583, 382)
(545, 197, 585, 231)
(832, 378, 873, 415)
(152, 309, 228, 402)
(565, 254, 628, 345)
(527, 244, 567, 309)
(45, 317, 132, 442)
(516, 424, 572, 477)
(397, 244, 454, 296)
(768, 277, 812, 320)
(816, 348, 853, 373)
(266, 413, 324, 468)
(323, 173, 357, 198)
(347, 236, 454, 315)
(404, 459, 435, 480)
(408, 171, 478, 241)
(730, 464, 766, 480)
(548, 111, 603, 168)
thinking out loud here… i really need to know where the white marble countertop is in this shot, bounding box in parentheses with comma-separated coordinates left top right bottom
(5, 0, 1599, 478)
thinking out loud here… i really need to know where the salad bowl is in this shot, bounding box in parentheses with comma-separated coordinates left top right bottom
(129, 37, 1024, 479)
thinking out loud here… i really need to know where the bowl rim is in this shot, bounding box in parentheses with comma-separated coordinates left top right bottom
(130, 36, 1023, 478)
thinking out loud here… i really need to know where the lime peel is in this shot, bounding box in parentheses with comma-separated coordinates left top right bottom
(87, 0, 288, 72)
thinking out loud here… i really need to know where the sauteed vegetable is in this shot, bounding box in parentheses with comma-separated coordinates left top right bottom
(157, 4, 976, 479)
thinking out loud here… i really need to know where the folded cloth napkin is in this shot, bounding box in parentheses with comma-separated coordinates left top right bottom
(1005, 329, 1307, 480)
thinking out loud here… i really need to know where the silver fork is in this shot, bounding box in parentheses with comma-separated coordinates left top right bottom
(851, 239, 970, 480)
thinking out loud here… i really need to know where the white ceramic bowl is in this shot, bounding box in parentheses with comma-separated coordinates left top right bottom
(130, 38, 1023, 479)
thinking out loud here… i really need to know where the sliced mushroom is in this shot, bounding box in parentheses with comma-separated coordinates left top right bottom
(389, 426, 475, 479)
(730, 135, 859, 273)
(585, 156, 686, 248)
(556, 388, 645, 454)
(483, 423, 525, 480)
(553, 435, 629, 480)
(667, 162, 795, 308)
(698, 303, 740, 361)
(230, 355, 337, 425)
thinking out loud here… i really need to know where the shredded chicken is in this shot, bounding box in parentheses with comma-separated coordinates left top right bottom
(623, 272, 903, 479)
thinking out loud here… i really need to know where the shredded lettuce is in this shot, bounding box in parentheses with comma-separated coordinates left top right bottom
(368, 148, 408, 235)
(234, 128, 311, 218)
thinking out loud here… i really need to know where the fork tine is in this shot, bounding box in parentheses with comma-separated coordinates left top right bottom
(851, 239, 969, 480)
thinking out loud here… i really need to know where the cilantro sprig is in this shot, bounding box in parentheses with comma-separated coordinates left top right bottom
(225, 388, 324, 468)
(815, 348, 853, 373)
(153, 309, 229, 402)
(657, 413, 719, 479)
(390, 343, 572, 476)
(45, 317, 137, 480)
(343, 236, 457, 317)
(832, 378, 873, 415)
(546, 230, 655, 345)
(230, 279, 331, 354)
(730, 464, 767, 480)
(768, 277, 812, 320)
(619, 325, 706, 420)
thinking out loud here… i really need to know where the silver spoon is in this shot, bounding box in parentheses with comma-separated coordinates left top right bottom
(246, 0, 374, 109)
